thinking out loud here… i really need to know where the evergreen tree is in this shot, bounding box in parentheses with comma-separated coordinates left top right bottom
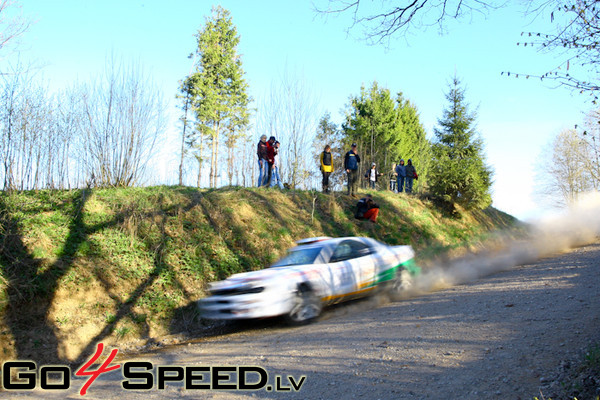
(430, 76, 493, 210)
(395, 94, 431, 191)
(342, 81, 431, 189)
(180, 6, 250, 188)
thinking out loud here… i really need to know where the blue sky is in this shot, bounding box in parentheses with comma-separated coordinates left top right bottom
(10, 0, 593, 220)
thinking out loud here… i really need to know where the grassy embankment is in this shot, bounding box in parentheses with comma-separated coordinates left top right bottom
(0, 185, 521, 365)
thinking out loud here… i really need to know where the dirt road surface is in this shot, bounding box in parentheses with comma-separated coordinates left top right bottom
(7, 243, 600, 400)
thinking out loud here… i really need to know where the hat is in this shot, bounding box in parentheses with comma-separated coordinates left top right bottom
(351, 143, 357, 147)
(372, 162, 376, 166)
(269, 136, 276, 141)
(260, 135, 267, 140)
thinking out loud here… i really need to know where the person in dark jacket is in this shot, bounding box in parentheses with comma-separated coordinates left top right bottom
(354, 194, 379, 223)
(405, 159, 417, 194)
(344, 143, 361, 197)
(320, 144, 334, 193)
(395, 159, 406, 193)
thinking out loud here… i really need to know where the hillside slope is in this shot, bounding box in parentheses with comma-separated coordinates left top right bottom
(0, 186, 522, 365)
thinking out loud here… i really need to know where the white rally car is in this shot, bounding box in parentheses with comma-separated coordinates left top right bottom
(198, 236, 419, 324)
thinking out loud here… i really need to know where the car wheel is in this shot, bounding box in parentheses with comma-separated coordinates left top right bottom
(389, 268, 413, 295)
(285, 286, 322, 325)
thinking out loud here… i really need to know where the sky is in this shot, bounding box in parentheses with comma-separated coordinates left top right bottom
(7, 0, 594, 221)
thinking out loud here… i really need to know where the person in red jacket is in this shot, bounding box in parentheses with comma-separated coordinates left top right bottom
(265, 136, 276, 186)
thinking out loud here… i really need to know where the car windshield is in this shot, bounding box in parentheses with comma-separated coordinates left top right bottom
(270, 247, 322, 267)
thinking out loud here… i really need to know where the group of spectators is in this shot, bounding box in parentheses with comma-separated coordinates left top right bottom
(388, 159, 418, 194)
(258, 137, 418, 224)
(335, 143, 418, 196)
(256, 135, 284, 189)
(328, 142, 418, 223)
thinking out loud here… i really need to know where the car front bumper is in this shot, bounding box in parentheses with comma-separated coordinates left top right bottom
(198, 289, 294, 320)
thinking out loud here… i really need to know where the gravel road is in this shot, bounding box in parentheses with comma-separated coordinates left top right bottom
(7, 243, 600, 400)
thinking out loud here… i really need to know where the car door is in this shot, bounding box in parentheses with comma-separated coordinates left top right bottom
(327, 239, 376, 300)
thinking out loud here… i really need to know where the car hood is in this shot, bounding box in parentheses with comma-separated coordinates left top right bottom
(209, 266, 307, 291)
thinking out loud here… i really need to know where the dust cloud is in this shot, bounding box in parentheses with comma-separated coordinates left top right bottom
(405, 192, 600, 297)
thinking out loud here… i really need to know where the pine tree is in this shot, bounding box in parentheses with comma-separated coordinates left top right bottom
(342, 82, 431, 189)
(181, 6, 250, 188)
(430, 76, 493, 210)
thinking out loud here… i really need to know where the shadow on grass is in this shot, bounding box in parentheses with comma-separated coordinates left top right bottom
(0, 189, 92, 363)
(0, 188, 203, 364)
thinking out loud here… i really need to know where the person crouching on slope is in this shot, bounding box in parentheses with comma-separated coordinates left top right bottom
(354, 194, 379, 223)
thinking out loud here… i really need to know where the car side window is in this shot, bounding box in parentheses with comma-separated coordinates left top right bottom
(348, 241, 371, 258)
(330, 240, 371, 262)
(330, 242, 352, 263)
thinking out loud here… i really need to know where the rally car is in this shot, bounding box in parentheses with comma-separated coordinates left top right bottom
(198, 236, 419, 324)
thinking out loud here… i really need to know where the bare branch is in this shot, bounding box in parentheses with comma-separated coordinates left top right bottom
(505, 0, 600, 100)
(0, 0, 31, 55)
(315, 0, 502, 44)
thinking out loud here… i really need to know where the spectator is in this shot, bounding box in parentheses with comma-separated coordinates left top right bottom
(395, 159, 406, 193)
(364, 162, 382, 190)
(270, 141, 284, 189)
(354, 194, 379, 223)
(266, 136, 276, 186)
(344, 143, 361, 197)
(257, 135, 269, 187)
(320, 144, 334, 193)
(405, 159, 418, 194)
(389, 163, 397, 192)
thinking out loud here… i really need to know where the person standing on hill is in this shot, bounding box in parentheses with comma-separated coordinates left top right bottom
(405, 159, 418, 194)
(344, 143, 361, 197)
(270, 141, 284, 189)
(389, 163, 397, 192)
(265, 136, 276, 186)
(257, 135, 269, 187)
(364, 162, 383, 190)
(320, 144, 334, 193)
(395, 159, 406, 193)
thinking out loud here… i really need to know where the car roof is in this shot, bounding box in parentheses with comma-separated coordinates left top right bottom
(293, 236, 378, 250)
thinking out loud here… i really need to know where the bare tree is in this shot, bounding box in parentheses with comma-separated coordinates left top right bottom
(176, 76, 194, 186)
(257, 68, 320, 189)
(0, 0, 31, 62)
(0, 65, 82, 190)
(239, 134, 256, 187)
(79, 58, 165, 187)
(535, 128, 596, 208)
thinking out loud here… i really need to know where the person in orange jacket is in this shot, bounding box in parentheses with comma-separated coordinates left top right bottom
(354, 194, 379, 223)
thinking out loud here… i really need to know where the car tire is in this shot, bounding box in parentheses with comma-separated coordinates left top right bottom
(285, 286, 322, 325)
(388, 268, 413, 296)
